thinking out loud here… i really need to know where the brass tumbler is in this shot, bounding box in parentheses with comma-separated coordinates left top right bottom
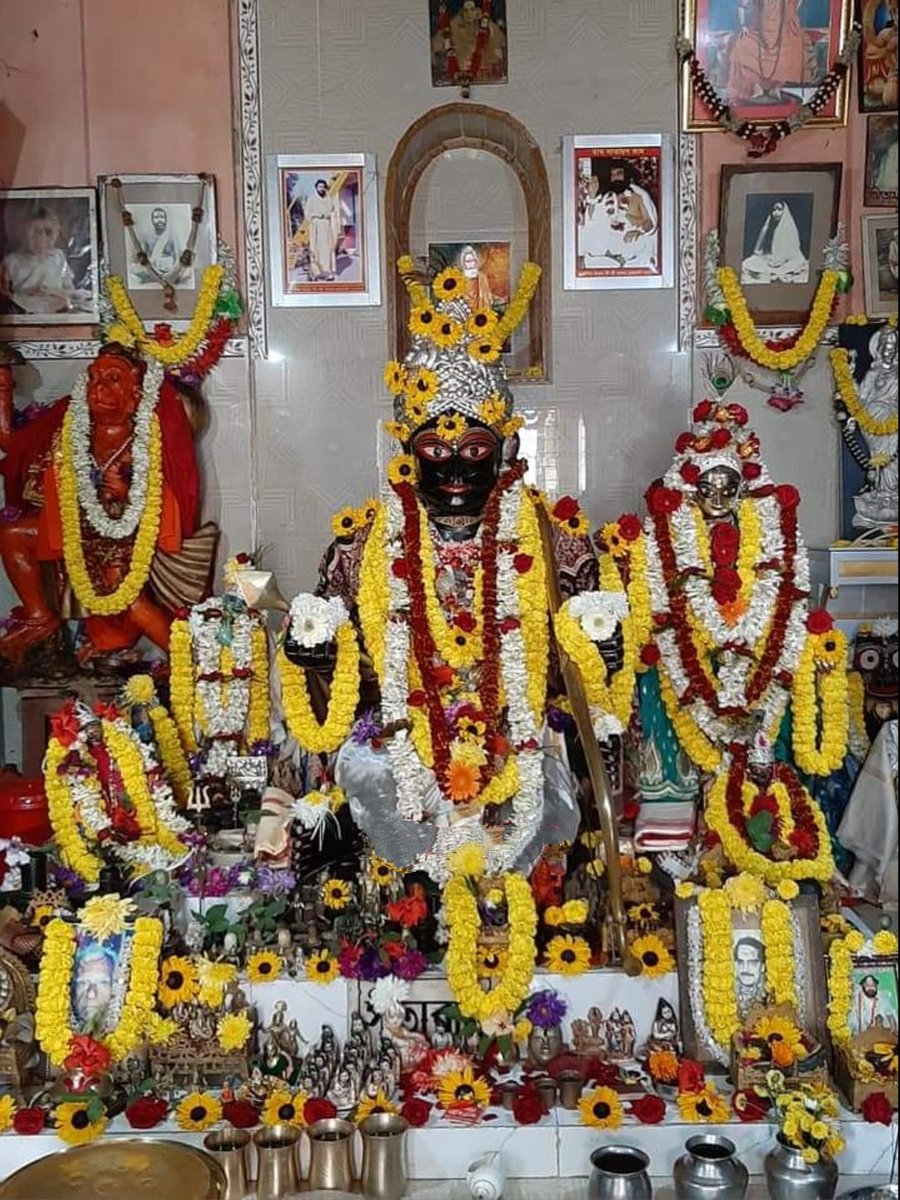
(253, 1124, 301, 1200)
(359, 1112, 409, 1199)
(557, 1069, 584, 1109)
(307, 1117, 356, 1192)
(203, 1128, 251, 1200)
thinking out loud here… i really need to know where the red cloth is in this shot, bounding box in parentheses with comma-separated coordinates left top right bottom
(0, 399, 66, 508)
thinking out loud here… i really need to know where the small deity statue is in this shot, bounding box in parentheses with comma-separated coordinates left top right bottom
(839, 323, 898, 537)
(619, 1010, 637, 1060)
(0, 341, 216, 667)
(382, 1003, 430, 1072)
(327, 1066, 359, 1112)
(645, 998, 681, 1055)
(242, 1066, 270, 1107)
(605, 1009, 624, 1059)
(365, 1067, 385, 1099)
(571, 1013, 605, 1057)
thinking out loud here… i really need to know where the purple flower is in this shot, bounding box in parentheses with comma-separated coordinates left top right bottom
(249, 739, 277, 758)
(338, 946, 362, 979)
(255, 865, 296, 896)
(546, 706, 575, 734)
(50, 863, 87, 895)
(527, 989, 567, 1030)
(357, 947, 391, 982)
(393, 949, 428, 981)
(351, 710, 381, 745)
(187, 752, 204, 775)
(185, 865, 234, 898)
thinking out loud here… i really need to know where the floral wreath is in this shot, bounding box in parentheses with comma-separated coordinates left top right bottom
(827, 927, 899, 1085)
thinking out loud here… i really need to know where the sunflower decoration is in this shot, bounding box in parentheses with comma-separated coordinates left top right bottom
(247, 950, 283, 985)
(322, 877, 352, 911)
(306, 949, 340, 986)
(467, 308, 499, 337)
(176, 1091, 223, 1132)
(578, 1086, 623, 1130)
(406, 366, 440, 404)
(544, 934, 591, 976)
(355, 1089, 399, 1124)
(217, 1012, 252, 1053)
(384, 419, 411, 443)
(476, 945, 509, 979)
(629, 934, 675, 979)
(752, 1015, 807, 1067)
(600, 521, 629, 559)
(54, 1100, 108, 1145)
(30, 902, 57, 930)
(330, 506, 362, 540)
(562, 511, 589, 538)
(369, 854, 400, 887)
(435, 412, 467, 442)
(262, 1089, 308, 1129)
(383, 360, 408, 395)
(408, 304, 438, 339)
(404, 395, 428, 427)
(432, 315, 463, 350)
(432, 265, 466, 301)
(158, 955, 198, 1008)
(437, 1066, 491, 1111)
(678, 1083, 730, 1123)
(387, 454, 418, 488)
(811, 628, 847, 670)
(477, 393, 506, 428)
(626, 902, 659, 924)
(468, 335, 502, 364)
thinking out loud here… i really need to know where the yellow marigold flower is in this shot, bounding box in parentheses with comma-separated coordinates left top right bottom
(435, 412, 467, 441)
(306, 949, 340, 985)
(544, 905, 565, 927)
(262, 1090, 307, 1128)
(387, 454, 418, 487)
(55, 1101, 107, 1145)
(845, 930, 866, 953)
(80, 894, 135, 941)
(802, 1148, 820, 1165)
(322, 877, 352, 911)
(408, 304, 438, 338)
(176, 1091, 222, 1132)
(636, 856, 653, 875)
(356, 1089, 399, 1123)
(562, 899, 590, 924)
(369, 854, 400, 886)
(467, 308, 499, 337)
(578, 1086, 623, 1129)
(432, 315, 463, 349)
(675, 881, 696, 900)
(448, 842, 486, 879)
(247, 950, 283, 985)
(159, 955, 197, 1008)
(196, 959, 238, 1008)
(777, 879, 800, 901)
(514, 1017, 532, 1042)
(486, 888, 504, 905)
(331, 505, 361, 540)
(406, 366, 440, 404)
(383, 360, 408, 394)
(478, 393, 506, 427)
(724, 872, 767, 914)
(384, 419, 411, 443)
(873, 929, 898, 956)
(432, 266, 466, 300)
(468, 335, 502, 364)
(123, 674, 156, 706)
(544, 934, 591, 975)
(0, 1094, 16, 1132)
(500, 415, 524, 437)
(217, 1011, 252, 1052)
(630, 934, 675, 978)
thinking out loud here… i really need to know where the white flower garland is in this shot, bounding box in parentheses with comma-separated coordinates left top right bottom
(67, 358, 164, 539)
(189, 599, 260, 777)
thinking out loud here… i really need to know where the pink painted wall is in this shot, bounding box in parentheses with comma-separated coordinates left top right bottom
(0, 0, 237, 335)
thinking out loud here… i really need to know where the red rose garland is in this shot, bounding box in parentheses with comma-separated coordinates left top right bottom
(724, 748, 821, 862)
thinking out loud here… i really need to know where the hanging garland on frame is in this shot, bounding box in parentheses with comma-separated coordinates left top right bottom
(677, 21, 862, 159)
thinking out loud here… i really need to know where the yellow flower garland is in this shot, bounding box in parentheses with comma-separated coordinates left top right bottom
(620, 533, 654, 655)
(719, 267, 839, 372)
(278, 623, 360, 754)
(107, 266, 225, 366)
(59, 411, 163, 616)
(553, 589, 635, 729)
(761, 898, 799, 1009)
(830, 347, 899, 437)
(658, 667, 722, 772)
(247, 626, 271, 746)
(792, 632, 849, 777)
(517, 489, 550, 726)
(149, 703, 193, 807)
(494, 263, 542, 345)
(101, 720, 187, 857)
(445, 871, 537, 1027)
(44, 737, 103, 883)
(35, 915, 165, 1066)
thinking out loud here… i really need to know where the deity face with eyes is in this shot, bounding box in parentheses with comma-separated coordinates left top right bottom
(695, 465, 743, 522)
(853, 626, 899, 740)
(411, 415, 503, 521)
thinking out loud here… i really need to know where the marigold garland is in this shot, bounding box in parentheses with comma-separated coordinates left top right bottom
(444, 871, 537, 1028)
(494, 262, 542, 346)
(792, 630, 849, 776)
(149, 703, 193, 807)
(657, 666, 723, 773)
(35, 915, 165, 1066)
(102, 719, 187, 858)
(553, 587, 635, 731)
(278, 622, 360, 754)
(698, 888, 740, 1052)
(830, 346, 899, 437)
(58, 410, 163, 615)
(247, 626, 272, 746)
(761, 899, 799, 1009)
(718, 267, 841, 373)
(107, 265, 225, 366)
(44, 737, 103, 883)
(169, 617, 199, 753)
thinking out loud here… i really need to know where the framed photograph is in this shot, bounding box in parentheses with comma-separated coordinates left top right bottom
(847, 957, 899, 1038)
(859, 0, 899, 113)
(865, 115, 899, 208)
(71, 926, 132, 1032)
(718, 162, 842, 324)
(862, 213, 899, 318)
(676, 891, 829, 1072)
(429, 0, 508, 88)
(98, 173, 218, 327)
(266, 154, 381, 308)
(0, 188, 99, 325)
(562, 134, 674, 291)
(682, 0, 854, 132)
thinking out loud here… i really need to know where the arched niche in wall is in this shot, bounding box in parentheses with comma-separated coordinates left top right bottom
(385, 103, 551, 383)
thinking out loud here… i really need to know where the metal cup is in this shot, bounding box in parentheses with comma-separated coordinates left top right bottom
(359, 1112, 409, 1199)
(307, 1117, 356, 1192)
(535, 1077, 557, 1113)
(253, 1124, 301, 1200)
(557, 1069, 584, 1109)
(203, 1128, 250, 1200)
(499, 1081, 520, 1111)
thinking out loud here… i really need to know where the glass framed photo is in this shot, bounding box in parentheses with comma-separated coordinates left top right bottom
(859, 0, 899, 114)
(428, 0, 508, 88)
(862, 213, 899, 319)
(682, 0, 854, 132)
(718, 162, 842, 324)
(0, 187, 99, 325)
(865, 115, 899, 208)
(266, 154, 381, 308)
(562, 134, 674, 291)
(98, 173, 218, 327)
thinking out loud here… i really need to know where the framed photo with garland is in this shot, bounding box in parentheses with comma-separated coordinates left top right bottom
(674, 884, 830, 1073)
(98, 173, 219, 328)
(718, 162, 842, 325)
(681, 0, 855, 132)
(826, 927, 898, 1109)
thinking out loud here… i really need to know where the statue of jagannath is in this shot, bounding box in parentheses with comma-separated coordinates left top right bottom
(275, 260, 632, 891)
(600, 399, 850, 883)
(0, 339, 217, 669)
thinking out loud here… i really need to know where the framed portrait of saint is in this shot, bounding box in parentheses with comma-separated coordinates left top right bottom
(429, 0, 508, 89)
(682, 0, 854, 132)
(266, 154, 381, 308)
(718, 162, 842, 324)
(98, 173, 218, 328)
(562, 134, 674, 291)
(859, 0, 899, 113)
(0, 188, 99, 326)
(862, 213, 899, 319)
(865, 115, 899, 208)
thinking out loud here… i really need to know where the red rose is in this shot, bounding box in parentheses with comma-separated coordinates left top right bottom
(646, 486, 682, 516)
(680, 463, 701, 485)
(513, 554, 533, 574)
(750, 792, 779, 818)
(675, 432, 695, 454)
(629, 1094, 666, 1124)
(512, 1091, 544, 1125)
(386, 886, 429, 929)
(125, 1095, 168, 1129)
(407, 690, 426, 708)
(775, 484, 800, 511)
(677, 1059, 705, 1094)
(553, 496, 580, 521)
(454, 611, 477, 634)
(618, 514, 642, 542)
(622, 798, 640, 822)
(732, 1089, 770, 1122)
(13, 1107, 45, 1135)
(590, 1062, 621, 1087)
(742, 462, 762, 481)
(65, 1034, 112, 1077)
(304, 1098, 338, 1125)
(640, 644, 661, 667)
(710, 523, 740, 567)
(728, 404, 749, 427)
(431, 665, 455, 688)
(401, 1097, 432, 1127)
(693, 401, 714, 422)
(709, 427, 732, 449)
(222, 1100, 261, 1128)
(806, 610, 834, 635)
(711, 568, 741, 605)
(861, 1092, 894, 1126)
(391, 559, 409, 579)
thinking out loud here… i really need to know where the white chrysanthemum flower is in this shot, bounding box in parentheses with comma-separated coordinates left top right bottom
(288, 593, 349, 648)
(369, 974, 410, 1016)
(567, 590, 627, 642)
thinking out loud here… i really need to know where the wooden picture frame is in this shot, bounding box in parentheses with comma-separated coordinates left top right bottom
(858, 0, 899, 114)
(718, 162, 842, 324)
(864, 115, 899, 208)
(861, 213, 899, 318)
